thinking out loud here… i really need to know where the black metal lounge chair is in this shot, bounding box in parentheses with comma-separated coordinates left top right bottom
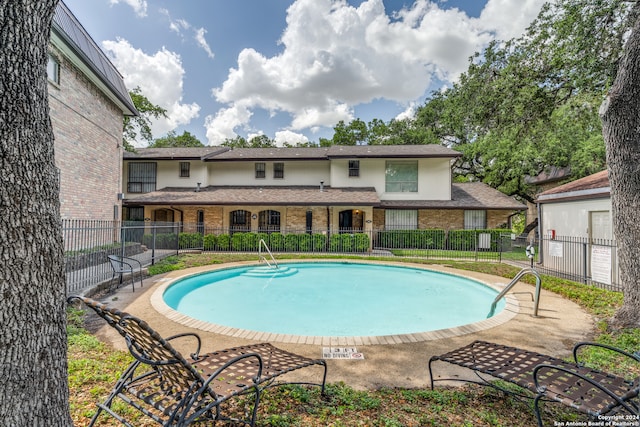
(428, 340, 640, 426)
(68, 295, 328, 426)
(107, 254, 144, 291)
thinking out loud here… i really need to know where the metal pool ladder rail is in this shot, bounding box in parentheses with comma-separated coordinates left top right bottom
(488, 267, 541, 317)
(258, 239, 278, 269)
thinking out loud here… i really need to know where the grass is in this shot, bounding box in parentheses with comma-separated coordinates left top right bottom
(68, 254, 640, 426)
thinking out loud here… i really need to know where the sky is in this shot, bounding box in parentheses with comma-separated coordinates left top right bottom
(61, 0, 547, 147)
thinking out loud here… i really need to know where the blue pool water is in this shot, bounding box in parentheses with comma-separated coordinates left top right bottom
(163, 262, 505, 337)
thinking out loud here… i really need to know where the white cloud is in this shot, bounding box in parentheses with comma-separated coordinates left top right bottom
(479, 0, 547, 41)
(195, 28, 215, 59)
(161, 10, 216, 59)
(204, 104, 253, 144)
(205, 0, 545, 144)
(101, 38, 200, 145)
(109, 0, 147, 17)
(395, 102, 418, 121)
(274, 130, 309, 147)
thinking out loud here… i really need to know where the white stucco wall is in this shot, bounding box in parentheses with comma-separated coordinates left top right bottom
(330, 158, 451, 200)
(208, 160, 330, 186)
(123, 160, 209, 197)
(539, 197, 612, 239)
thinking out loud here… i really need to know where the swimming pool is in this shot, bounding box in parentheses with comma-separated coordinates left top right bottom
(157, 261, 514, 343)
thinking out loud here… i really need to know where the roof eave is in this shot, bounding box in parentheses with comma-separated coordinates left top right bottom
(49, 7, 138, 116)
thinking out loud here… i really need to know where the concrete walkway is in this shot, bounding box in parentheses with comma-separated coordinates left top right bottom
(85, 261, 594, 390)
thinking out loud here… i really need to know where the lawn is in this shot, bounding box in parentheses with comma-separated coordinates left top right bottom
(68, 254, 640, 426)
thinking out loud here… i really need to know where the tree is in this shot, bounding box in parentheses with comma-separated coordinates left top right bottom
(0, 0, 73, 425)
(414, 0, 633, 205)
(221, 135, 249, 148)
(248, 134, 276, 147)
(123, 86, 167, 151)
(149, 130, 204, 148)
(599, 1, 640, 328)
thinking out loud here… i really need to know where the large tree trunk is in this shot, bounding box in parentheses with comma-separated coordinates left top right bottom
(0, 1, 72, 425)
(600, 3, 640, 328)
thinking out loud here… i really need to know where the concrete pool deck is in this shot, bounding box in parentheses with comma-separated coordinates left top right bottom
(85, 261, 594, 390)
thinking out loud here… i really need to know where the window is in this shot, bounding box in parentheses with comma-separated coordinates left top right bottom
(348, 160, 360, 177)
(230, 210, 251, 232)
(125, 206, 145, 221)
(259, 210, 280, 232)
(47, 54, 60, 84)
(197, 210, 204, 234)
(385, 161, 417, 192)
(255, 162, 265, 179)
(273, 162, 284, 179)
(306, 210, 313, 234)
(385, 210, 418, 230)
(127, 162, 157, 193)
(464, 210, 487, 229)
(179, 162, 190, 177)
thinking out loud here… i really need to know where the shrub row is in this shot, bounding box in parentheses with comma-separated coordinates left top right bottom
(144, 229, 509, 252)
(144, 231, 371, 252)
(376, 228, 510, 251)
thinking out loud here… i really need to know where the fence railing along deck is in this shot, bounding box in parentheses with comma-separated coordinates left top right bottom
(62, 220, 621, 294)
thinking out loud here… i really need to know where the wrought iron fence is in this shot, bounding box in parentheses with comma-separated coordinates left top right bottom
(535, 235, 621, 292)
(62, 220, 622, 294)
(63, 220, 179, 294)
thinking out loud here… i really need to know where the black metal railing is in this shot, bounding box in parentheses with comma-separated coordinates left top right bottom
(62, 220, 621, 294)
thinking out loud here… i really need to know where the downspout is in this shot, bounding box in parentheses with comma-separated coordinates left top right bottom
(170, 206, 184, 231)
(536, 202, 543, 265)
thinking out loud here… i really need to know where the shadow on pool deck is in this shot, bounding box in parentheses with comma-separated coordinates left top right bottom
(84, 261, 593, 391)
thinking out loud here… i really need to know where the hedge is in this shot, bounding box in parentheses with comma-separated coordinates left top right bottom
(376, 229, 445, 249)
(142, 233, 178, 249)
(447, 229, 510, 251)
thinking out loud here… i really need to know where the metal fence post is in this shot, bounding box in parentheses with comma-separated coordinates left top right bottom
(151, 222, 157, 265)
(582, 241, 588, 284)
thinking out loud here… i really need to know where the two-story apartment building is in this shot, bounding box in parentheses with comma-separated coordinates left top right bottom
(122, 145, 526, 235)
(48, 1, 137, 220)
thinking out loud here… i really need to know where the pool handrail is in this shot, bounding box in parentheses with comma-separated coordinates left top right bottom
(488, 267, 541, 317)
(258, 239, 279, 269)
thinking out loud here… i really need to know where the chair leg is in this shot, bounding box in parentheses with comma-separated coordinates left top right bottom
(109, 272, 117, 291)
(534, 394, 545, 427)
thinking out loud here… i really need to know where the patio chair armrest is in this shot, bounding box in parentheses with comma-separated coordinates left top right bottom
(120, 256, 143, 270)
(533, 363, 639, 415)
(164, 332, 203, 359)
(572, 342, 640, 366)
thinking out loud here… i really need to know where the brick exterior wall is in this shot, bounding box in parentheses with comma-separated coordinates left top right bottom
(374, 208, 512, 230)
(141, 205, 514, 232)
(48, 46, 124, 220)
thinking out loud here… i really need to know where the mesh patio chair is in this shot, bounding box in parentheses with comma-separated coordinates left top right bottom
(68, 295, 327, 427)
(107, 254, 144, 291)
(429, 340, 640, 426)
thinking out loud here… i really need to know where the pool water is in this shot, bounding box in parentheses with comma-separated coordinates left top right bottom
(163, 262, 505, 337)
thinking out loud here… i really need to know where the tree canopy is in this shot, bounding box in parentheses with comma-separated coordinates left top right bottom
(413, 0, 633, 203)
(123, 86, 167, 151)
(149, 130, 204, 148)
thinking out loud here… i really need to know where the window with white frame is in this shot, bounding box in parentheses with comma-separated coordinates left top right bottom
(464, 210, 487, 229)
(385, 210, 418, 230)
(385, 161, 418, 192)
(47, 54, 60, 85)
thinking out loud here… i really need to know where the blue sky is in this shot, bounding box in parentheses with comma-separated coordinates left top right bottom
(61, 0, 546, 146)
